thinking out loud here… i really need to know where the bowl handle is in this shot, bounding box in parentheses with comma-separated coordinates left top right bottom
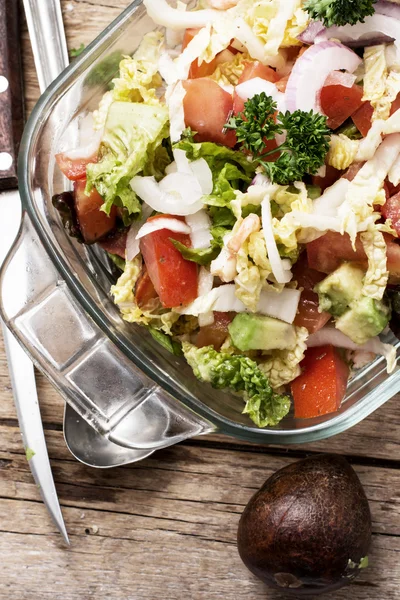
(0, 214, 214, 450)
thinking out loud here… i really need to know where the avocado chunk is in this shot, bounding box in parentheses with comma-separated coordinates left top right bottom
(228, 313, 296, 352)
(336, 296, 391, 345)
(315, 263, 365, 317)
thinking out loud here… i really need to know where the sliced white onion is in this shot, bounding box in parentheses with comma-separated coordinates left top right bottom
(131, 175, 204, 216)
(186, 210, 212, 249)
(172, 148, 193, 174)
(159, 171, 203, 197)
(189, 159, 213, 194)
(168, 81, 187, 143)
(389, 152, 400, 186)
(297, 20, 326, 44)
(126, 203, 153, 261)
(136, 217, 191, 240)
(143, 0, 218, 30)
(175, 284, 300, 324)
(236, 77, 286, 112)
(324, 70, 357, 88)
(285, 41, 362, 113)
(197, 267, 215, 327)
(315, 14, 400, 49)
(261, 195, 293, 284)
(307, 327, 397, 373)
(158, 50, 179, 86)
(198, 266, 214, 296)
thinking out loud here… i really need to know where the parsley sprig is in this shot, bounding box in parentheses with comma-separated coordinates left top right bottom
(304, 0, 376, 28)
(226, 93, 331, 185)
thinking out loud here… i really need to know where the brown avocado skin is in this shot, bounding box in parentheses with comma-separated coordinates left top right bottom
(237, 454, 371, 596)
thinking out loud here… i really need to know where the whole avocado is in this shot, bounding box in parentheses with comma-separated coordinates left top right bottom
(237, 454, 371, 596)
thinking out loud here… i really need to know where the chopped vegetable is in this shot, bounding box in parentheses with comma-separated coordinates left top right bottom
(182, 342, 291, 427)
(291, 345, 349, 419)
(226, 93, 331, 184)
(304, 0, 377, 28)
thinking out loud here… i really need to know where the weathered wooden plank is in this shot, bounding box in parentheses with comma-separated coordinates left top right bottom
(1, 440, 400, 541)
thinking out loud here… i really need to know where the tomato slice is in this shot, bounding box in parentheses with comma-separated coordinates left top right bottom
(291, 345, 349, 419)
(182, 28, 219, 78)
(312, 164, 343, 192)
(306, 231, 400, 282)
(275, 74, 290, 93)
(139, 215, 198, 308)
(351, 101, 374, 137)
(74, 179, 116, 244)
(135, 266, 158, 309)
(237, 61, 279, 85)
(320, 83, 364, 130)
(98, 229, 127, 258)
(382, 191, 400, 236)
(183, 78, 236, 148)
(292, 256, 331, 333)
(196, 312, 235, 350)
(56, 151, 98, 181)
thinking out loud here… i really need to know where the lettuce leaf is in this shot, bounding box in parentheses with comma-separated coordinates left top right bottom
(182, 342, 290, 427)
(86, 101, 169, 215)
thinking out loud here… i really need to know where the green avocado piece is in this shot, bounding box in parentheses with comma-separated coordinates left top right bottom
(228, 313, 296, 352)
(315, 263, 365, 317)
(335, 296, 391, 344)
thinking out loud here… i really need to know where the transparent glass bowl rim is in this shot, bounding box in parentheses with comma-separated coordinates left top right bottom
(16, 0, 400, 444)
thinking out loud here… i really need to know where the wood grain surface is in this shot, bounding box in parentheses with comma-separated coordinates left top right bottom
(1, 1, 399, 599)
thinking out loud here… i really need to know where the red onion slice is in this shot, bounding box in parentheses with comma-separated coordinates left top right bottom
(314, 14, 399, 48)
(297, 20, 326, 44)
(285, 41, 362, 113)
(376, 0, 400, 21)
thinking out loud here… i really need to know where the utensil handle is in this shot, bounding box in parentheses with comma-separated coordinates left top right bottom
(22, 0, 69, 93)
(0, 0, 24, 190)
(0, 215, 214, 450)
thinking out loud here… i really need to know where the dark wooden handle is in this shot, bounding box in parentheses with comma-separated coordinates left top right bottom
(0, 0, 24, 190)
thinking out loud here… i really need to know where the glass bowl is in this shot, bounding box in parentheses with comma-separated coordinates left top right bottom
(3, 0, 400, 450)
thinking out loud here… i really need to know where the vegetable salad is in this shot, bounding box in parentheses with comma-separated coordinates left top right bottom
(54, 0, 400, 428)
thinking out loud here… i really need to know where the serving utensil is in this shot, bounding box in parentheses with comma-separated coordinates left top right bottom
(0, 0, 68, 543)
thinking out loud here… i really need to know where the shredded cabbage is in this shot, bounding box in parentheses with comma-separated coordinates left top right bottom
(259, 326, 308, 389)
(363, 45, 388, 116)
(182, 341, 291, 427)
(360, 230, 389, 301)
(210, 52, 249, 86)
(327, 134, 359, 171)
(93, 32, 163, 129)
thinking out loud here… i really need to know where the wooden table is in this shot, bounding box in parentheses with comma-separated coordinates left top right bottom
(1, 2, 400, 598)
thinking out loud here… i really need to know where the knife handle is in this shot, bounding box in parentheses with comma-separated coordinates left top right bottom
(0, 0, 24, 190)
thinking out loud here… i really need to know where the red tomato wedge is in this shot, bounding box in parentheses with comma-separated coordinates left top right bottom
(135, 266, 158, 309)
(182, 28, 218, 78)
(196, 312, 235, 350)
(307, 231, 400, 282)
(351, 101, 374, 137)
(139, 215, 198, 308)
(56, 151, 98, 181)
(312, 164, 343, 192)
(291, 345, 349, 419)
(74, 179, 116, 244)
(233, 61, 279, 116)
(292, 257, 331, 333)
(98, 229, 127, 258)
(237, 61, 279, 85)
(183, 78, 236, 148)
(382, 191, 400, 236)
(320, 83, 364, 130)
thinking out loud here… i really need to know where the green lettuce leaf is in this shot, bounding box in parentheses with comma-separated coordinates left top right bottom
(86, 101, 169, 215)
(182, 342, 290, 428)
(148, 327, 183, 356)
(170, 239, 220, 265)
